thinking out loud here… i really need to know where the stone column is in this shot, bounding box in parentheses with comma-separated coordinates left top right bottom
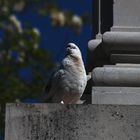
(112, 0, 140, 32)
(88, 0, 140, 71)
(88, 0, 140, 104)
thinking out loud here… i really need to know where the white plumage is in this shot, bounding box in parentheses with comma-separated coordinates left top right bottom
(45, 43, 87, 104)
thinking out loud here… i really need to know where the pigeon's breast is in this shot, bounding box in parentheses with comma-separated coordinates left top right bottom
(62, 56, 87, 94)
(63, 68, 87, 95)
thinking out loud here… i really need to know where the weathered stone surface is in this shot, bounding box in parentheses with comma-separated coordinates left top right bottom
(112, 0, 140, 31)
(92, 67, 140, 86)
(92, 87, 140, 105)
(5, 104, 140, 140)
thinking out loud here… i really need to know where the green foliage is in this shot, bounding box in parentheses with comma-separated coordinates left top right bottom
(0, 0, 54, 131)
(0, 27, 53, 131)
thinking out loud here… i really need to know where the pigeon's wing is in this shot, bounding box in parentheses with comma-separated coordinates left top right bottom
(44, 71, 54, 94)
(44, 64, 61, 93)
(44, 64, 65, 101)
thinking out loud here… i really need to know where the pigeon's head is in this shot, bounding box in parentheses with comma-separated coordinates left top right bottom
(66, 43, 82, 59)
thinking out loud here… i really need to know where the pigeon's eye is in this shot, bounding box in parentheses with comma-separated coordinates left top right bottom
(71, 46, 76, 49)
(67, 44, 77, 49)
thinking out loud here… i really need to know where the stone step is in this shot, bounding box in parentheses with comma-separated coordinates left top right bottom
(92, 67, 140, 86)
(5, 103, 140, 140)
(92, 87, 140, 105)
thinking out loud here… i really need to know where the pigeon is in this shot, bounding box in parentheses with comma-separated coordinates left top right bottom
(44, 43, 87, 104)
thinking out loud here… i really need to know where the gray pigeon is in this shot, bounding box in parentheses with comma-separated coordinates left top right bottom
(44, 43, 87, 104)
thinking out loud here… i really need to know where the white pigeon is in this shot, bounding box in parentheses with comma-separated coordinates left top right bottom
(44, 43, 87, 104)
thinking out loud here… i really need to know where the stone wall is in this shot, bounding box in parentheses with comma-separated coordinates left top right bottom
(5, 103, 140, 140)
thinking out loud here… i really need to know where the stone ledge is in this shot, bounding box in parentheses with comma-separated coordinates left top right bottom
(111, 26, 140, 32)
(5, 103, 140, 140)
(92, 87, 140, 105)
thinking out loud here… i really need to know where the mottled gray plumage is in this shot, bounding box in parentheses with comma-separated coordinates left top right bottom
(44, 43, 87, 104)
